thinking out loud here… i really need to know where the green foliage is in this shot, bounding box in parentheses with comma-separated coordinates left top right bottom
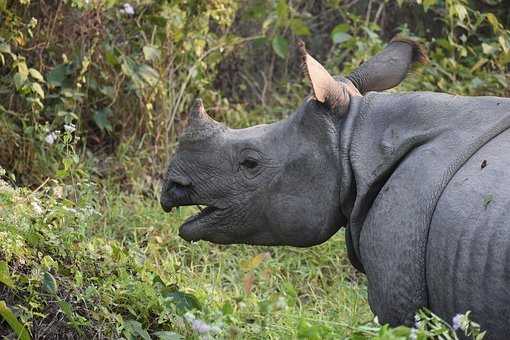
(0, 0, 508, 338)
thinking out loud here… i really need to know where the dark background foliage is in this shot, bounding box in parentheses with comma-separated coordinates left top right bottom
(1, 0, 509, 188)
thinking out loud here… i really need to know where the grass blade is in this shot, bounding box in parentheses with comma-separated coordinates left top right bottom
(0, 300, 31, 340)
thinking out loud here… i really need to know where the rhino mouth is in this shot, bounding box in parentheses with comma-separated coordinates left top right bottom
(183, 205, 219, 225)
(179, 205, 223, 241)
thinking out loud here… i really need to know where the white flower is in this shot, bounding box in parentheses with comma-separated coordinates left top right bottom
(64, 123, 76, 133)
(185, 313, 220, 335)
(45, 132, 58, 145)
(120, 3, 135, 15)
(452, 313, 463, 330)
(31, 201, 44, 215)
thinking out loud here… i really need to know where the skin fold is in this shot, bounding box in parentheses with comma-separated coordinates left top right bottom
(160, 39, 510, 339)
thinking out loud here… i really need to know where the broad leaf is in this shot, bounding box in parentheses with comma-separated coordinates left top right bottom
(331, 24, 352, 44)
(93, 108, 113, 133)
(47, 64, 68, 88)
(153, 331, 183, 340)
(138, 64, 159, 86)
(0, 301, 31, 340)
(163, 290, 201, 314)
(143, 45, 161, 62)
(123, 320, 151, 340)
(31, 82, 45, 98)
(42, 272, 57, 294)
(290, 19, 310, 36)
(17, 61, 29, 81)
(29, 68, 44, 82)
(272, 35, 288, 59)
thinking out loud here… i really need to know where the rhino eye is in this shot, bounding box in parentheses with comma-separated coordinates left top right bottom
(240, 158, 258, 169)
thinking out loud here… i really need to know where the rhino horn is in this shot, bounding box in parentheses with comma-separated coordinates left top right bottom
(189, 98, 208, 121)
(180, 98, 224, 142)
(187, 98, 218, 128)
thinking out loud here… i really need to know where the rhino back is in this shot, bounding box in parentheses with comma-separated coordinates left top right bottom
(427, 127, 510, 339)
(343, 92, 510, 327)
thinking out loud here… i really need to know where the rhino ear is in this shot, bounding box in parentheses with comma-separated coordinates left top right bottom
(347, 37, 428, 94)
(298, 41, 356, 112)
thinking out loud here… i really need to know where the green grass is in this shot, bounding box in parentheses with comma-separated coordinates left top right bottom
(0, 176, 484, 339)
(0, 176, 372, 338)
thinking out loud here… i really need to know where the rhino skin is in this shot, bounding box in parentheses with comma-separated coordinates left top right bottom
(160, 38, 510, 338)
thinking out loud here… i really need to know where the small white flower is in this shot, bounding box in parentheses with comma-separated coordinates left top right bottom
(31, 201, 44, 215)
(64, 123, 76, 133)
(45, 132, 58, 145)
(191, 319, 212, 334)
(120, 3, 135, 15)
(185, 313, 220, 335)
(452, 313, 463, 330)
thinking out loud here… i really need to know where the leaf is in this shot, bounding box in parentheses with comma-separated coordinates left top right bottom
(331, 24, 352, 44)
(143, 45, 161, 62)
(486, 13, 502, 32)
(29, 68, 44, 82)
(153, 331, 183, 340)
(17, 61, 29, 80)
(138, 64, 160, 86)
(240, 252, 271, 272)
(47, 64, 68, 88)
(332, 23, 349, 33)
(93, 108, 113, 133)
(470, 58, 488, 72)
(0, 301, 31, 340)
(222, 301, 233, 315)
(57, 300, 73, 317)
(163, 290, 201, 314)
(0, 261, 14, 288)
(272, 35, 288, 59)
(42, 272, 57, 294)
(332, 32, 352, 44)
(0, 41, 10, 54)
(13, 72, 25, 89)
(31, 82, 45, 98)
(422, 0, 438, 11)
(275, 0, 289, 25)
(104, 49, 119, 66)
(123, 320, 151, 340)
(453, 4, 467, 22)
(290, 19, 310, 36)
(498, 36, 509, 53)
(482, 43, 499, 56)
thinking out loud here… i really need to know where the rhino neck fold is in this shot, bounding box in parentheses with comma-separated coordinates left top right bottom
(339, 91, 510, 324)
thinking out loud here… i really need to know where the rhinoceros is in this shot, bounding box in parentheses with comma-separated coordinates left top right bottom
(160, 38, 510, 338)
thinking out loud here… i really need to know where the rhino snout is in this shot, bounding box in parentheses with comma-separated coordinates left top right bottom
(160, 177, 192, 212)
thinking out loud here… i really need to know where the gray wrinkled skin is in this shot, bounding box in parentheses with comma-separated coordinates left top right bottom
(160, 40, 510, 339)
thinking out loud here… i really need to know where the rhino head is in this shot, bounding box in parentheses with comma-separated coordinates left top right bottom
(161, 38, 426, 246)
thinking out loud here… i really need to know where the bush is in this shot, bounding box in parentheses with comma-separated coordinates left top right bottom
(1, 0, 509, 187)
